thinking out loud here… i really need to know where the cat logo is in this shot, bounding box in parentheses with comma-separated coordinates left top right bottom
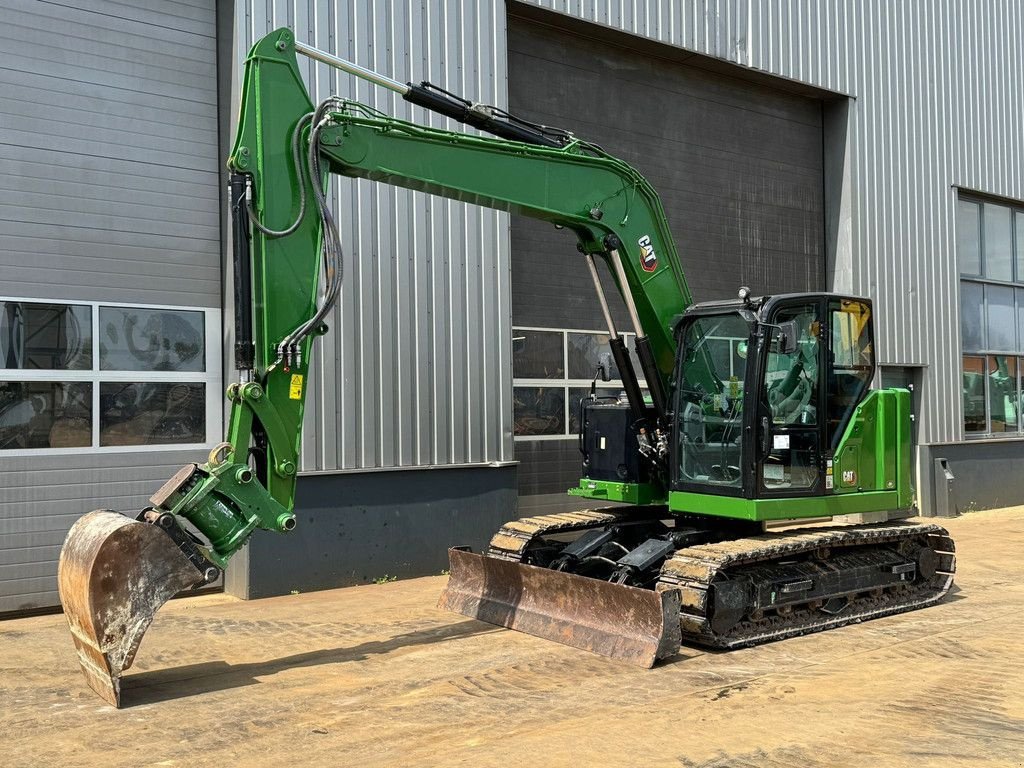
(638, 235, 658, 272)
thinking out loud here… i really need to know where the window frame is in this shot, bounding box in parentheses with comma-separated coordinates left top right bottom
(0, 296, 222, 455)
(957, 192, 1024, 439)
(512, 325, 645, 442)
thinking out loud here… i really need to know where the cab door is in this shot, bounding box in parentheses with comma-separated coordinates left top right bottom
(755, 298, 826, 497)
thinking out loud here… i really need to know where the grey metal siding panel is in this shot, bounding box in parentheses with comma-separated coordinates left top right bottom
(237, 1, 513, 471)
(0, 0, 221, 307)
(0, 450, 206, 614)
(0, 0, 220, 612)
(522, 0, 1024, 446)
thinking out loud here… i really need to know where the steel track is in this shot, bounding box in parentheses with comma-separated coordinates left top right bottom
(484, 508, 956, 650)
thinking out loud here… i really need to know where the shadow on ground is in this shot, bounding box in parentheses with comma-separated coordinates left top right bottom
(122, 619, 496, 707)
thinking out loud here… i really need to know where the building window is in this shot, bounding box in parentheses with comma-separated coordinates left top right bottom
(512, 326, 644, 440)
(958, 195, 1024, 437)
(0, 298, 220, 453)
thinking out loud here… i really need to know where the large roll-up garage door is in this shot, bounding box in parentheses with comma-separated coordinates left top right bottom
(508, 10, 826, 513)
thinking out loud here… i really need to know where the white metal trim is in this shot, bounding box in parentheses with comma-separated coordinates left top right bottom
(0, 297, 223, 456)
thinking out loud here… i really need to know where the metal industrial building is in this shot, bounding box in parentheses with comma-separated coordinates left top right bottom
(1, 0, 1022, 611)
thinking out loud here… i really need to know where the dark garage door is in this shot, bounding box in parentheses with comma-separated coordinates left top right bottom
(508, 11, 826, 514)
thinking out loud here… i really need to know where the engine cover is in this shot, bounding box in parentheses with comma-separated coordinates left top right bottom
(580, 400, 649, 484)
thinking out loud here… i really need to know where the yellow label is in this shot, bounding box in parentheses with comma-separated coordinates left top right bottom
(289, 374, 303, 400)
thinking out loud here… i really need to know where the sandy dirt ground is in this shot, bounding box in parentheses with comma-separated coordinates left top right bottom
(2, 507, 1023, 768)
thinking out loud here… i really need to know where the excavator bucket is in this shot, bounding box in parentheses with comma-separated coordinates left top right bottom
(439, 548, 681, 667)
(57, 510, 207, 707)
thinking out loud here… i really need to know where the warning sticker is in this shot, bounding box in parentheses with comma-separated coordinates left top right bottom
(289, 373, 304, 400)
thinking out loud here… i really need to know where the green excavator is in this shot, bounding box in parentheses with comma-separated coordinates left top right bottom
(58, 28, 956, 707)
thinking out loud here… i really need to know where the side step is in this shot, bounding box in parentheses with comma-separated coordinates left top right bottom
(439, 547, 681, 667)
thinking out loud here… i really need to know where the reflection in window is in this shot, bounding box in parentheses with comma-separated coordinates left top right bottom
(958, 195, 1024, 436)
(568, 386, 621, 434)
(0, 302, 92, 370)
(1018, 288, 1024, 349)
(1, 299, 214, 452)
(0, 382, 91, 449)
(957, 199, 981, 276)
(1017, 215, 1024, 280)
(100, 382, 205, 446)
(987, 285, 1016, 351)
(511, 327, 639, 439)
(962, 356, 986, 433)
(512, 330, 563, 379)
(100, 307, 205, 372)
(984, 204, 1013, 281)
(988, 356, 1019, 433)
(567, 332, 619, 380)
(960, 282, 984, 350)
(513, 386, 565, 436)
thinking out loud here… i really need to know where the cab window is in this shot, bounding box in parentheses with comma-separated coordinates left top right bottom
(827, 299, 873, 446)
(676, 313, 751, 489)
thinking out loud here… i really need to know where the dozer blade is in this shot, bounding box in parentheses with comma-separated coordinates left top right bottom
(439, 548, 681, 667)
(57, 510, 206, 707)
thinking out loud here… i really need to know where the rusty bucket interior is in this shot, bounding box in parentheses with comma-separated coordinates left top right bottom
(57, 510, 206, 707)
(439, 547, 681, 667)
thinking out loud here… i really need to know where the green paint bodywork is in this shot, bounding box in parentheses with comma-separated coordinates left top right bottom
(315, 106, 692, 377)
(668, 490, 905, 522)
(666, 388, 914, 522)
(569, 479, 664, 505)
(831, 388, 914, 509)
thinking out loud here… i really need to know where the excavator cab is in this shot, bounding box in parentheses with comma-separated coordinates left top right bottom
(576, 293, 877, 504)
(673, 294, 875, 501)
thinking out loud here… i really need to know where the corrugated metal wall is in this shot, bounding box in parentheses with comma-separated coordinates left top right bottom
(235, 2, 514, 471)
(523, 0, 1024, 446)
(0, 0, 221, 306)
(0, 0, 220, 612)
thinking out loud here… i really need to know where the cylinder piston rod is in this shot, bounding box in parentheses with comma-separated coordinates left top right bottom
(294, 40, 408, 94)
(293, 36, 564, 147)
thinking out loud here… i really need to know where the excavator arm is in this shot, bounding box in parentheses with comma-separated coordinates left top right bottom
(57, 27, 693, 706)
